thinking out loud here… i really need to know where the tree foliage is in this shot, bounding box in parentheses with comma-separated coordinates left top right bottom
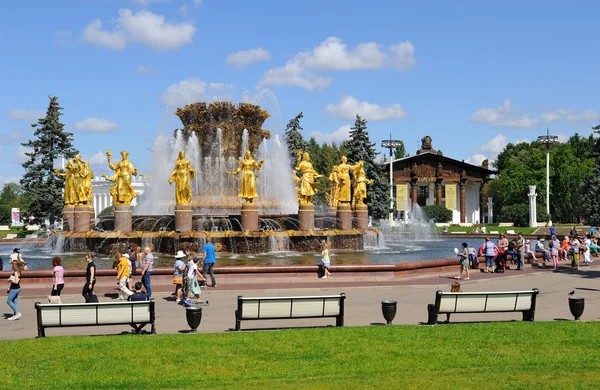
(498, 204, 549, 227)
(421, 205, 452, 223)
(283, 112, 307, 169)
(491, 134, 595, 223)
(343, 115, 389, 220)
(393, 141, 407, 159)
(579, 123, 600, 225)
(0, 183, 27, 225)
(20, 96, 78, 224)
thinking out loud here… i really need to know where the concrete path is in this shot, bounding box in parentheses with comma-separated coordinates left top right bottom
(1, 263, 598, 340)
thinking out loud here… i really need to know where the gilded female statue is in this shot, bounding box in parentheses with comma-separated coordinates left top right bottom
(54, 159, 77, 205)
(351, 161, 374, 207)
(328, 165, 340, 208)
(169, 151, 197, 205)
(101, 150, 138, 206)
(232, 150, 263, 203)
(337, 156, 361, 204)
(79, 161, 94, 205)
(295, 151, 322, 205)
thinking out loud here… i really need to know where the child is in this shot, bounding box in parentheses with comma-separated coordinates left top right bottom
(444, 281, 462, 323)
(467, 246, 478, 269)
(550, 242, 559, 271)
(456, 243, 470, 280)
(569, 237, 579, 269)
(525, 240, 537, 261)
(128, 282, 147, 301)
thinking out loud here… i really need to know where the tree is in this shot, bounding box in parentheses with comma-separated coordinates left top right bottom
(283, 112, 307, 169)
(343, 114, 389, 220)
(436, 150, 443, 156)
(393, 141, 407, 159)
(580, 124, 600, 225)
(0, 183, 25, 225)
(20, 96, 78, 225)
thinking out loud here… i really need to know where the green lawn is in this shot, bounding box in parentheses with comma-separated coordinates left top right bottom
(1, 322, 599, 389)
(435, 225, 537, 234)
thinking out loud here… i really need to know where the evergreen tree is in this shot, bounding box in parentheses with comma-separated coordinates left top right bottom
(283, 112, 307, 169)
(343, 114, 389, 220)
(393, 141, 407, 159)
(581, 123, 600, 225)
(20, 96, 78, 225)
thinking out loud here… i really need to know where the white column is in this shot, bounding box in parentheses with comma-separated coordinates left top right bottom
(528, 185, 537, 228)
(487, 197, 494, 224)
(93, 194, 98, 217)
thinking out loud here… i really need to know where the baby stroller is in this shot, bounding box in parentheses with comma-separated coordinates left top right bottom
(494, 252, 505, 273)
(183, 277, 209, 306)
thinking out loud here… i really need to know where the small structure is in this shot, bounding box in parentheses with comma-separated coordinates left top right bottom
(384, 136, 495, 224)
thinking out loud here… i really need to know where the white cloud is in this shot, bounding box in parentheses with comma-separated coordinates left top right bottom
(7, 108, 45, 121)
(541, 108, 600, 125)
(260, 37, 415, 91)
(136, 64, 153, 74)
(226, 48, 271, 69)
(557, 133, 570, 143)
(0, 131, 23, 145)
(0, 175, 22, 187)
(179, 4, 189, 16)
(55, 30, 71, 45)
(161, 77, 206, 107)
(470, 99, 539, 129)
(74, 117, 119, 133)
(308, 125, 351, 144)
(325, 95, 406, 121)
(82, 9, 196, 51)
(469, 134, 508, 165)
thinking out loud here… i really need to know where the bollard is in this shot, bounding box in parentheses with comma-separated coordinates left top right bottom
(568, 296, 584, 320)
(186, 306, 203, 331)
(381, 300, 397, 325)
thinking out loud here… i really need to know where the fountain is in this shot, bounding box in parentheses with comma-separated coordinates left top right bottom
(49, 101, 378, 255)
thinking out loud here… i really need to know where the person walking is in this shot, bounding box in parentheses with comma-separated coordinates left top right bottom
(484, 237, 496, 273)
(173, 250, 186, 304)
(116, 252, 133, 300)
(515, 233, 525, 271)
(6, 260, 23, 320)
(141, 246, 154, 298)
(455, 242, 470, 280)
(202, 238, 217, 288)
(51, 256, 65, 297)
(321, 241, 332, 278)
(82, 253, 97, 303)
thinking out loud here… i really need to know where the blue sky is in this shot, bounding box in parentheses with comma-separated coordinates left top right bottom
(1, 0, 599, 186)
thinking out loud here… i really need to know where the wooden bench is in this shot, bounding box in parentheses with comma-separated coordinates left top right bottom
(2, 234, 17, 240)
(427, 289, 539, 324)
(489, 231, 499, 235)
(498, 223, 514, 227)
(235, 294, 346, 331)
(506, 230, 516, 235)
(0, 225, 9, 231)
(34, 299, 156, 338)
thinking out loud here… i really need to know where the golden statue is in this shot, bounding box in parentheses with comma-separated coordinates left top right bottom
(295, 151, 322, 206)
(79, 161, 94, 205)
(328, 165, 340, 208)
(351, 161, 374, 207)
(337, 156, 361, 204)
(72, 154, 84, 204)
(169, 150, 197, 205)
(54, 159, 77, 206)
(101, 150, 138, 206)
(232, 150, 264, 203)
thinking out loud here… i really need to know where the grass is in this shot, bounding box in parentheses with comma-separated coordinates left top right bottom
(0, 322, 599, 389)
(435, 225, 537, 234)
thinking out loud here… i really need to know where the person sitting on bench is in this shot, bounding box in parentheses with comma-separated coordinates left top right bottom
(128, 282, 148, 302)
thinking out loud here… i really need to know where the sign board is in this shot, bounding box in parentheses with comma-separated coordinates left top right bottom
(11, 208, 20, 225)
(445, 184, 457, 210)
(396, 184, 408, 211)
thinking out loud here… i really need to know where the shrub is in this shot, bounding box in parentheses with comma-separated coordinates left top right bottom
(498, 204, 549, 227)
(421, 205, 453, 223)
(98, 206, 113, 217)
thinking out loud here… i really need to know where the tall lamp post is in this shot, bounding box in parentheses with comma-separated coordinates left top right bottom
(537, 129, 559, 225)
(381, 134, 403, 223)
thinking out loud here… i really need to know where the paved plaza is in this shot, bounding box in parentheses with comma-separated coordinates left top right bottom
(1, 264, 598, 340)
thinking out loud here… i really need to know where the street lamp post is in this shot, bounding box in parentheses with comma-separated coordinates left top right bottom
(381, 134, 403, 223)
(537, 129, 559, 225)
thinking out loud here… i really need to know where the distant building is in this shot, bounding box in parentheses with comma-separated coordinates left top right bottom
(384, 136, 495, 224)
(91, 176, 147, 218)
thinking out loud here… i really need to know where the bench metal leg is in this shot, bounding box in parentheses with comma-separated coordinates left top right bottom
(522, 309, 535, 322)
(151, 323, 156, 334)
(234, 310, 241, 331)
(427, 304, 438, 325)
(336, 315, 344, 327)
(37, 326, 46, 338)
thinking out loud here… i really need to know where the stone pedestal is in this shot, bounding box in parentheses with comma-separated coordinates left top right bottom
(74, 205, 93, 232)
(175, 204, 193, 232)
(328, 207, 337, 215)
(63, 205, 75, 231)
(241, 203, 259, 232)
(336, 203, 352, 230)
(354, 205, 369, 230)
(298, 204, 315, 231)
(114, 205, 133, 233)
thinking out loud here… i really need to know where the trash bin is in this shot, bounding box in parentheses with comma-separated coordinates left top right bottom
(186, 306, 203, 331)
(381, 300, 397, 325)
(568, 296, 584, 320)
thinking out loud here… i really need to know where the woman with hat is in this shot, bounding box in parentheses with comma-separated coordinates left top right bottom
(173, 250, 186, 304)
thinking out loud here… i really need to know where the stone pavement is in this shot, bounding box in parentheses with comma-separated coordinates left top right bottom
(1, 263, 598, 340)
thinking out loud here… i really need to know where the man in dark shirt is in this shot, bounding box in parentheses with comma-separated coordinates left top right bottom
(82, 253, 97, 303)
(128, 282, 148, 301)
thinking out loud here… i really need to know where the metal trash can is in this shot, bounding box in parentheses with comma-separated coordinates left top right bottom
(568, 296, 584, 320)
(186, 306, 203, 331)
(381, 300, 397, 325)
